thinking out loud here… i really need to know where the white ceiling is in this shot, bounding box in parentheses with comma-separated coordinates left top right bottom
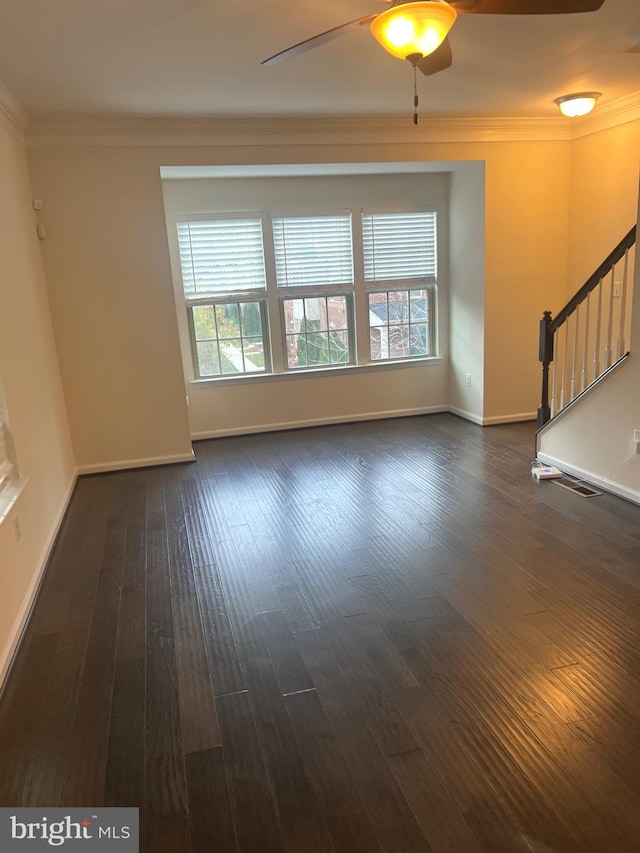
(0, 0, 638, 120)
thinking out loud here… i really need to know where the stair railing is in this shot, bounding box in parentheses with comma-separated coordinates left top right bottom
(538, 225, 636, 428)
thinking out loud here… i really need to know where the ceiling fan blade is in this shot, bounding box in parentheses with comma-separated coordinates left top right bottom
(450, 0, 604, 12)
(262, 14, 378, 66)
(418, 38, 453, 76)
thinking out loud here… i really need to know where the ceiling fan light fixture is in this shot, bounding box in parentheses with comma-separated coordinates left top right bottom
(554, 92, 601, 117)
(370, 1, 457, 61)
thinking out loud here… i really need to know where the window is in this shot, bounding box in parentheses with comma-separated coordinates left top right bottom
(273, 213, 354, 369)
(363, 211, 437, 362)
(174, 207, 439, 380)
(177, 217, 269, 377)
(283, 295, 350, 368)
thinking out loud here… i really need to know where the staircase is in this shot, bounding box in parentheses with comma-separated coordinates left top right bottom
(537, 225, 636, 430)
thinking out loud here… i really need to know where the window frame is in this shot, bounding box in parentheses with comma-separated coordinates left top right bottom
(176, 212, 272, 380)
(187, 296, 272, 379)
(279, 290, 355, 371)
(360, 208, 439, 365)
(366, 282, 438, 363)
(271, 209, 356, 372)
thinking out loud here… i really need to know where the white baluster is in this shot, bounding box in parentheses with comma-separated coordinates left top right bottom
(559, 321, 568, 411)
(550, 353, 558, 418)
(616, 249, 629, 359)
(604, 268, 614, 369)
(581, 292, 590, 392)
(593, 279, 602, 382)
(570, 303, 579, 401)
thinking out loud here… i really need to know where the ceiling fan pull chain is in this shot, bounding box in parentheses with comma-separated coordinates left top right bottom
(413, 61, 419, 125)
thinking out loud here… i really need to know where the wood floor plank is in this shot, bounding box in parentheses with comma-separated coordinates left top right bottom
(20, 530, 106, 806)
(239, 638, 334, 853)
(145, 622, 188, 823)
(172, 593, 220, 753)
(388, 749, 483, 852)
(257, 609, 315, 696)
(144, 817, 192, 853)
(104, 486, 147, 810)
(61, 512, 127, 806)
(216, 690, 286, 853)
(192, 561, 245, 697)
(294, 628, 429, 852)
(186, 747, 238, 853)
(284, 688, 383, 853)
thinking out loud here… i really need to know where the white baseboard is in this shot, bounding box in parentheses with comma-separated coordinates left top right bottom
(450, 408, 537, 426)
(482, 411, 537, 426)
(448, 406, 484, 426)
(191, 405, 449, 440)
(537, 451, 640, 506)
(77, 450, 195, 475)
(0, 472, 78, 690)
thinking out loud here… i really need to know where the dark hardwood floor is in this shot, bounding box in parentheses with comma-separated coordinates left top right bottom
(2, 414, 640, 851)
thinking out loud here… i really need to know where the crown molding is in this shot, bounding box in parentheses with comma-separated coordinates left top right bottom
(569, 90, 640, 140)
(25, 114, 573, 148)
(24, 90, 640, 148)
(0, 82, 29, 140)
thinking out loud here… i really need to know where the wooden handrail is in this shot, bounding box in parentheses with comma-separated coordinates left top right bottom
(549, 225, 636, 333)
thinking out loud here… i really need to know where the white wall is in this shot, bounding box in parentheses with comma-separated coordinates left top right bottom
(25, 130, 574, 453)
(0, 118, 75, 681)
(163, 172, 451, 437)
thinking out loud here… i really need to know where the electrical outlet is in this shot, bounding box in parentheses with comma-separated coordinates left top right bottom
(465, 373, 472, 387)
(12, 516, 21, 542)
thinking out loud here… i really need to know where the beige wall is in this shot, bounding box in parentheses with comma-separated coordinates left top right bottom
(567, 119, 640, 293)
(538, 119, 640, 502)
(449, 162, 485, 422)
(0, 123, 75, 680)
(482, 142, 572, 420)
(26, 134, 573, 453)
(26, 147, 194, 471)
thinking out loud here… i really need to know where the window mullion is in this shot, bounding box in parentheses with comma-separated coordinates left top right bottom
(262, 216, 286, 374)
(352, 209, 369, 366)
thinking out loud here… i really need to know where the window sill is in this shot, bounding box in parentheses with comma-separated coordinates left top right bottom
(0, 477, 28, 528)
(190, 356, 444, 387)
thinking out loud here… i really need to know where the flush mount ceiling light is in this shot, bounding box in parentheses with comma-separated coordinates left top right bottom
(554, 92, 601, 117)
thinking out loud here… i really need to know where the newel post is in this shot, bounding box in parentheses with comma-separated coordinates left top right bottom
(538, 311, 553, 429)
(537, 310, 554, 428)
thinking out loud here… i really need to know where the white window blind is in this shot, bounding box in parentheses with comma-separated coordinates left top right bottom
(0, 420, 13, 488)
(272, 214, 354, 288)
(177, 218, 267, 298)
(362, 212, 437, 282)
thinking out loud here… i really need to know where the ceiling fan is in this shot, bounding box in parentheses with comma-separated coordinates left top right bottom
(261, 0, 606, 81)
